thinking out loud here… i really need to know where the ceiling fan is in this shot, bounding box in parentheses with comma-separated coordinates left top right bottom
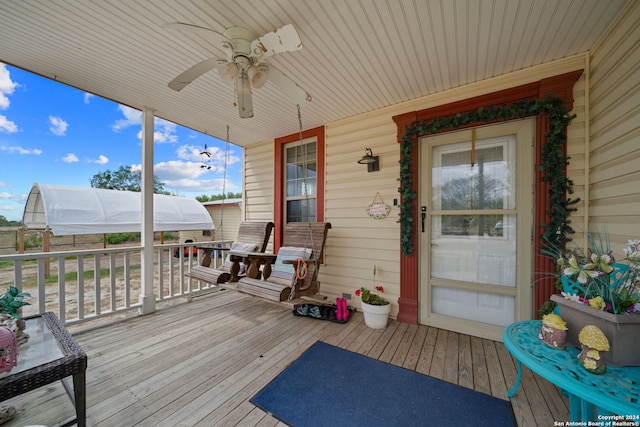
(164, 22, 312, 118)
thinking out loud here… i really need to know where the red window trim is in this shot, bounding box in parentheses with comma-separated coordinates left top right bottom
(274, 126, 325, 249)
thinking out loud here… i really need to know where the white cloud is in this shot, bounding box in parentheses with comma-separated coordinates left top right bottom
(0, 64, 18, 110)
(165, 177, 232, 193)
(1, 145, 42, 155)
(0, 115, 18, 133)
(83, 93, 94, 104)
(112, 105, 179, 143)
(111, 105, 141, 131)
(49, 116, 68, 136)
(0, 191, 27, 203)
(175, 144, 240, 173)
(130, 159, 239, 195)
(91, 155, 109, 164)
(176, 145, 210, 162)
(62, 153, 79, 163)
(154, 160, 204, 180)
(155, 122, 178, 143)
(134, 119, 178, 143)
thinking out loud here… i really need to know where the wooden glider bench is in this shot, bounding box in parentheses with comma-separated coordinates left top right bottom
(185, 221, 274, 286)
(237, 222, 331, 302)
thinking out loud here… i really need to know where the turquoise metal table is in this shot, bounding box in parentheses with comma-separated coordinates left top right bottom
(503, 320, 640, 422)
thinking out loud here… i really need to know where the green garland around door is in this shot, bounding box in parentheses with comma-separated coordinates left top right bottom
(398, 95, 579, 256)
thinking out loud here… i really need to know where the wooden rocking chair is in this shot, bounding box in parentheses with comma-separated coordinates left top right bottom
(186, 221, 274, 286)
(237, 222, 331, 302)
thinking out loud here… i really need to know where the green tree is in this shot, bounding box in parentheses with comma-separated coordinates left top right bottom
(195, 192, 242, 202)
(0, 215, 22, 227)
(90, 165, 169, 194)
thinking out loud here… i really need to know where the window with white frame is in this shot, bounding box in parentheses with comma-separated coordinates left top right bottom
(284, 138, 316, 223)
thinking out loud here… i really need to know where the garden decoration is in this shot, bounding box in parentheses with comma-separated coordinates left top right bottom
(550, 232, 640, 366)
(577, 325, 609, 375)
(367, 192, 391, 220)
(538, 313, 567, 349)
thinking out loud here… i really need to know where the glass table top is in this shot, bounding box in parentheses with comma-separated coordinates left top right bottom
(0, 316, 64, 378)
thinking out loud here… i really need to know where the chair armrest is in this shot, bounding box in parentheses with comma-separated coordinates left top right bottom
(244, 252, 277, 261)
(282, 259, 318, 265)
(242, 253, 278, 279)
(194, 246, 214, 267)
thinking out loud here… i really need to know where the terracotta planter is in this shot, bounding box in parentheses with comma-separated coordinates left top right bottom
(551, 294, 640, 367)
(361, 301, 391, 329)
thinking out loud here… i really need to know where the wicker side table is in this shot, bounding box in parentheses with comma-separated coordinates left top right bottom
(0, 312, 87, 427)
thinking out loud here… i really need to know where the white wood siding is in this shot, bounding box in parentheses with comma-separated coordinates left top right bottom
(206, 204, 242, 242)
(244, 55, 587, 318)
(323, 111, 402, 317)
(566, 72, 588, 251)
(244, 141, 276, 252)
(586, 0, 640, 256)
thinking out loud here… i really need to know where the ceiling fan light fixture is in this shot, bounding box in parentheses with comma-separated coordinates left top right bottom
(217, 62, 238, 84)
(166, 23, 309, 116)
(248, 64, 269, 89)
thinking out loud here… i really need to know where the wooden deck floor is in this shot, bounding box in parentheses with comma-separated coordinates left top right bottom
(2, 290, 568, 426)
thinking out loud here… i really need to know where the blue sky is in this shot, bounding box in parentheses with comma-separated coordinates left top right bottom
(0, 63, 243, 222)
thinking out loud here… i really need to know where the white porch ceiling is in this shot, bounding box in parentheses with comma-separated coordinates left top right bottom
(0, 0, 627, 146)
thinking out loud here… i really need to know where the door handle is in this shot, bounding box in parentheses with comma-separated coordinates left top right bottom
(421, 206, 426, 233)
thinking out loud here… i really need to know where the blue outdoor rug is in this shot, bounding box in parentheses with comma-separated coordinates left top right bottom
(251, 341, 516, 427)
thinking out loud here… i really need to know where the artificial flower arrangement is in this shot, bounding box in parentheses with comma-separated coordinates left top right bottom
(354, 286, 389, 306)
(556, 232, 640, 315)
(0, 286, 31, 319)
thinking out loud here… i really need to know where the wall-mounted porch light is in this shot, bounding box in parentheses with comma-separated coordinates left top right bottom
(357, 148, 380, 172)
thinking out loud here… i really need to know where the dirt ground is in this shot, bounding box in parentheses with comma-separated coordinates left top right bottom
(0, 240, 192, 320)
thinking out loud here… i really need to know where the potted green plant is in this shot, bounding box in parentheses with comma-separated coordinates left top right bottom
(355, 284, 390, 329)
(550, 231, 640, 366)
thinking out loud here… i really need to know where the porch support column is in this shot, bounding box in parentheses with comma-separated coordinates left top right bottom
(139, 107, 156, 315)
(394, 112, 419, 325)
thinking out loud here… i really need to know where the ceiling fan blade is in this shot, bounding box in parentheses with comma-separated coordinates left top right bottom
(251, 24, 302, 59)
(168, 58, 220, 91)
(163, 22, 233, 59)
(265, 64, 311, 106)
(163, 22, 230, 44)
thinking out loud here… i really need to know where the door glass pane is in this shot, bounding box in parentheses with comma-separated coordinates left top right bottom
(431, 215, 516, 286)
(431, 286, 515, 326)
(432, 141, 514, 210)
(431, 135, 516, 287)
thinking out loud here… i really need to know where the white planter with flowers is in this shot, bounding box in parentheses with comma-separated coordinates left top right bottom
(355, 276, 391, 329)
(360, 300, 391, 329)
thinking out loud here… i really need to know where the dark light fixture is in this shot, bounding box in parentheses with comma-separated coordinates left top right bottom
(357, 148, 379, 172)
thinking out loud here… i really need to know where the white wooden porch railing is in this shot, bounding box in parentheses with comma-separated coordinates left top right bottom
(0, 240, 233, 325)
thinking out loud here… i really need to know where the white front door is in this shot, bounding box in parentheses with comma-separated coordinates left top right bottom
(419, 119, 534, 341)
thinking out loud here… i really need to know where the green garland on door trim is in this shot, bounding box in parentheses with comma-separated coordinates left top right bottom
(397, 95, 579, 256)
